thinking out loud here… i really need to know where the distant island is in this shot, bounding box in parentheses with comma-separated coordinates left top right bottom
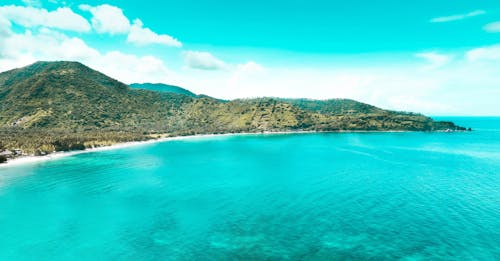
(0, 61, 466, 163)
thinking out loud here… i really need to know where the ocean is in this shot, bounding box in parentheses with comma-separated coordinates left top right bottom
(0, 117, 499, 260)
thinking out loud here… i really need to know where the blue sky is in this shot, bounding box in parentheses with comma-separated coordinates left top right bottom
(40, 0, 500, 52)
(1, 0, 499, 115)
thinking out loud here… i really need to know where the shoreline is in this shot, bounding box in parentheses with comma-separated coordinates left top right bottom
(0, 131, 309, 168)
(0, 129, 461, 168)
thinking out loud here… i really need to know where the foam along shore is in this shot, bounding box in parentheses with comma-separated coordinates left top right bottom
(0, 131, 316, 168)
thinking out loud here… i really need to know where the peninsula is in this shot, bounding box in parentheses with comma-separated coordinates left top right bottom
(0, 61, 464, 162)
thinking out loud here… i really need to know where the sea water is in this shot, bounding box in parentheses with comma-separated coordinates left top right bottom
(0, 117, 499, 260)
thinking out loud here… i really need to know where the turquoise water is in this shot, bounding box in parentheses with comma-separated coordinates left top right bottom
(1, 117, 499, 260)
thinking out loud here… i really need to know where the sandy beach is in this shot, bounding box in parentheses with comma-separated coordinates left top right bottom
(0, 131, 317, 168)
(0, 129, 445, 168)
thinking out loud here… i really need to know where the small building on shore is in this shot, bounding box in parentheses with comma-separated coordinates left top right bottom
(0, 150, 14, 158)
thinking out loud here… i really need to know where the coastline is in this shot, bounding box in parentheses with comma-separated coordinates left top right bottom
(0, 131, 312, 168)
(0, 129, 458, 168)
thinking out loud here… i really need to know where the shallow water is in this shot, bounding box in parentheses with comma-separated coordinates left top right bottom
(1, 117, 499, 260)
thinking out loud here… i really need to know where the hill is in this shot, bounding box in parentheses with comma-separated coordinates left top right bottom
(0, 61, 188, 130)
(278, 98, 386, 115)
(130, 83, 197, 97)
(0, 61, 464, 158)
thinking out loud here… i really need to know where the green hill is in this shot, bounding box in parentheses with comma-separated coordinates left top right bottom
(278, 98, 386, 115)
(0, 61, 464, 158)
(130, 83, 197, 97)
(0, 61, 192, 130)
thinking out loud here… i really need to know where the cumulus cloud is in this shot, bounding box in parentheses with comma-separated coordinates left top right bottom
(177, 46, 500, 116)
(483, 22, 500, 33)
(0, 28, 98, 70)
(79, 5, 181, 47)
(79, 4, 130, 34)
(183, 51, 228, 70)
(0, 3, 181, 82)
(226, 61, 266, 89)
(0, 16, 12, 35)
(0, 17, 12, 58)
(416, 52, 452, 69)
(21, 0, 42, 7)
(430, 10, 485, 23)
(127, 19, 182, 47)
(466, 44, 500, 61)
(0, 5, 91, 32)
(0, 27, 176, 84)
(92, 51, 176, 84)
(235, 61, 265, 74)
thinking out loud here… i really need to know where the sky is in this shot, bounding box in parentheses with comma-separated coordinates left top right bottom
(0, 0, 499, 115)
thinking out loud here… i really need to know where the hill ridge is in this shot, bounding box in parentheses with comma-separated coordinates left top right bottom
(0, 61, 465, 159)
(130, 82, 197, 97)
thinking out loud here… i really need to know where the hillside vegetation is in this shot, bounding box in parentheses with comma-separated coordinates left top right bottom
(0, 61, 464, 158)
(130, 83, 197, 97)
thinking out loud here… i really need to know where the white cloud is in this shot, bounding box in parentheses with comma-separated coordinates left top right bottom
(386, 95, 453, 113)
(183, 51, 228, 70)
(92, 51, 177, 84)
(466, 44, 500, 61)
(430, 10, 485, 23)
(0, 28, 98, 69)
(227, 61, 266, 88)
(236, 61, 265, 74)
(0, 16, 12, 36)
(127, 19, 182, 47)
(177, 47, 500, 116)
(0, 18, 12, 59)
(21, 0, 42, 7)
(79, 4, 130, 34)
(0, 27, 176, 84)
(0, 5, 91, 32)
(78, 5, 181, 47)
(0, 4, 180, 83)
(483, 22, 500, 33)
(416, 52, 452, 69)
(2, 25, 499, 115)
